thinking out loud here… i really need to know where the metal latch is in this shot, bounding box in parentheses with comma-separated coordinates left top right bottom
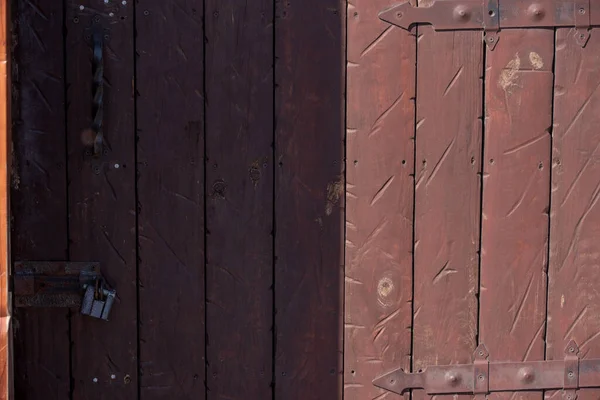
(379, 0, 600, 49)
(374, 340, 595, 399)
(13, 261, 116, 321)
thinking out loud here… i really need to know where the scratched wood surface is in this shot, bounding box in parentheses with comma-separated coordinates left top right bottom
(480, 29, 554, 400)
(136, 1, 205, 398)
(344, 1, 414, 398)
(0, 0, 9, 398)
(547, 28, 600, 400)
(66, 1, 137, 398)
(205, 0, 273, 398)
(274, 0, 345, 398)
(11, 1, 70, 398)
(412, 19, 482, 400)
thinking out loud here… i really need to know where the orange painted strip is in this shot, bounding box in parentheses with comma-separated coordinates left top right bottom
(0, 0, 11, 399)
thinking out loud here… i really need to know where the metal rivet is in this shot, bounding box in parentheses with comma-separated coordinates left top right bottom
(527, 4, 545, 20)
(445, 371, 460, 386)
(109, 12, 115, 17)
(453, 6, 470, 21)
(93, 377, 98, 383)
(488, 9, 496, 17)
(111, 374, 116, 379)
(104, 0, 109, 3)
(519, 367, 535, 383)
(579, 7, 586, 14)
(479, 350, 484, 356)
(79, 5, 84, 10)
(395, 11, 403, 19)
(143, 10, 150, 16)
(569, 347, 575, 353)
(122, 0, 127, 4)
(114, 164, 120, 169)
(568, 371, 574, 378)
(478, 374, 485, 381)
(488, 36, 495, 43)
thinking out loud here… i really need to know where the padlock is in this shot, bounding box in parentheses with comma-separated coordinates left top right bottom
(80, 279, 116, 321)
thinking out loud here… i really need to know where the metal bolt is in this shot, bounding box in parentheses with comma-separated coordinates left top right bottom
(568, 371, 574, 378)
(479, 350, 484, 356)
(569, 347, 575, 353)
(478, 374, 485, 381)
(488, 36, 495, 43)
(488, 9, 496, 17)
(579, 7, 586, 14)
(396, 11, 403, 19)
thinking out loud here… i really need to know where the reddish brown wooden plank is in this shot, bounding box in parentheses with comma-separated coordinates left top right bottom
(205, 0, 273, 398)
(0, 1, 11, 398)
(136, 2, 205, 398)
(11, 1, 70, 398)
(66, 1, 137, 397)
(275, 0, 345, 397)
(547, 28, 600, 399)
(412, 20, 482, 400)
(344, 1, 415, 398)
(480, 29, 554, 400)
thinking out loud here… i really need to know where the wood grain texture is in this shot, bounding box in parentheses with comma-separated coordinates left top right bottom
(344, 1, 414, 398)
(274, 0, 345, 397)
(547, 28, 600, 400)
(480, 29, 553, 400)
(0, 1, 9, 398)
(11, 1, 70, 398)
(205, 0, 273, 398)
(136, 2, 205, 399)
(412, 22, 482, 400)
(66, 1, 137, 398)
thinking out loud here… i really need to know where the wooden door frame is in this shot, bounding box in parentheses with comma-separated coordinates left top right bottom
(0, 0, 11, 398)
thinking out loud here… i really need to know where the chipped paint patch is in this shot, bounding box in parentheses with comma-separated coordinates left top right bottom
(529, 52, 544, 70)
(499, 53, 521, 91)
(326, 176, 344, 216)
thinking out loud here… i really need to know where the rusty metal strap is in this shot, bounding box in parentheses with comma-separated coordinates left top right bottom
(379, 0, 600, 31)
(374, 341, 589, 396)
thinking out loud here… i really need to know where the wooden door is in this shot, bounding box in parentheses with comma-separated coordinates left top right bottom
(345, 1, 600, 400)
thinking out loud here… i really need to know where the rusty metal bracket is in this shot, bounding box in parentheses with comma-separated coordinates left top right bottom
(373, 341, 592, 397)
(13, 261, 104, 307)
(379, 0, 600, 49)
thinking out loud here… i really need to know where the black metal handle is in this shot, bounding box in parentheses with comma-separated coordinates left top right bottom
(91, 31, 104, 157)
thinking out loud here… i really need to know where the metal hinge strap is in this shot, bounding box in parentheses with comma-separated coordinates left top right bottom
(379, 0, 598, 49)
(373, 340, 591, 397)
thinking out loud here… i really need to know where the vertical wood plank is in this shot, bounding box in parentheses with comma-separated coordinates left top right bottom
(480, 29, 554, 400)
(275, 0, 345, 397)
(204, 0, 273, 398)
(413, 22, 482, 400)
(136, 2, 205, 399)
(11, 1, 70, 398)
(0, 0, 10, 398)
(344, 1, 414, 398)
(547, 28, 600, 399)
(66, 1, 137, 398)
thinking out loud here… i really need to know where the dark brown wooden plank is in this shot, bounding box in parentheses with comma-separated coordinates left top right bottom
(136, 2, 205, 399)
(547, 28, 600, 400)
(480, 29, 554, 400)
(412, 18, 482, 400)
(344, 1, 414, 398)
(275, 0, 345, 397)
(66, 1, 137, 397)
(11, 1, 70, 398)
(204, 0, 273, 398)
